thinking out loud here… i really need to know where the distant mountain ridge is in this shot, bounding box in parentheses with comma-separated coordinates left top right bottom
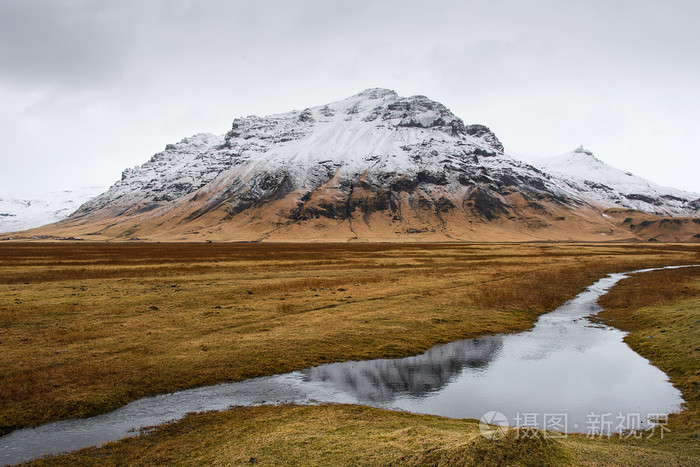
(534, 146, 699, 217)
(5, 89, 699, 242)
(0, 187, 105, 234)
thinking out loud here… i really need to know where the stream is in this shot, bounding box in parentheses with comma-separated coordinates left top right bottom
(0, 265, 694, 465)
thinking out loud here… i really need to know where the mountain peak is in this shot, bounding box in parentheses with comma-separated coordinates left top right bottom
(353, 88, 398, 100)
(536, 147, 698, 217)
(574, 145, 594, 156)
(336, 90, 491, 143)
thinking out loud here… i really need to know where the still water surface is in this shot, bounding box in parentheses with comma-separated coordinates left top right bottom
(0, 266, 692, 465)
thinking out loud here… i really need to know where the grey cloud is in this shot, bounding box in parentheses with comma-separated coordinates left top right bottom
(0, 1, 132, 88)
(0, 0, 699, 196)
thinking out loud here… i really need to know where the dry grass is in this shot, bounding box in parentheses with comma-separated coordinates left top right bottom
(1, 242, 699, 442)
(26, 405, 575, 466)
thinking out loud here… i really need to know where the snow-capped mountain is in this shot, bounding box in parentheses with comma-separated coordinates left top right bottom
(535, 146, 699, 217)
(73, 87, 540, 221)
(11, 89, 699, 242)
(0, 187, 106, 234)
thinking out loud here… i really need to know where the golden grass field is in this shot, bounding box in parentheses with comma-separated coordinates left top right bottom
(1, 242, 699, 465)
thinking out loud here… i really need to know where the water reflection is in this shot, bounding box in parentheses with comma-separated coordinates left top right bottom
(301, 336, 503, 402)
(290, 272, 683, 432)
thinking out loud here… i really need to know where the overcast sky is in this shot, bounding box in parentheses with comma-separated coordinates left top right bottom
(1, 0, 699, 198)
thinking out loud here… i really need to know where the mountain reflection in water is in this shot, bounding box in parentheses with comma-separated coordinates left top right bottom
(301, 336, 503, 402)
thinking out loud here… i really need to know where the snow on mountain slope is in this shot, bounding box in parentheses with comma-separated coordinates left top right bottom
(17, 88, 698, 242)
(535, 146, 699, 217)
(70, 88, 572, 228)
(0, 187, 106, 233)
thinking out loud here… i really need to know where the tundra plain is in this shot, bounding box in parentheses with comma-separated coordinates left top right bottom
(1, 242, 699, 465)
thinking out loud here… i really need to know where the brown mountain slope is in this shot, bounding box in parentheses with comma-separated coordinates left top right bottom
(8, 182, 699, 243)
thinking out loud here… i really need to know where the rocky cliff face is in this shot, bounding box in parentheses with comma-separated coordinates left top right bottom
(29, 89, 699, 242)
